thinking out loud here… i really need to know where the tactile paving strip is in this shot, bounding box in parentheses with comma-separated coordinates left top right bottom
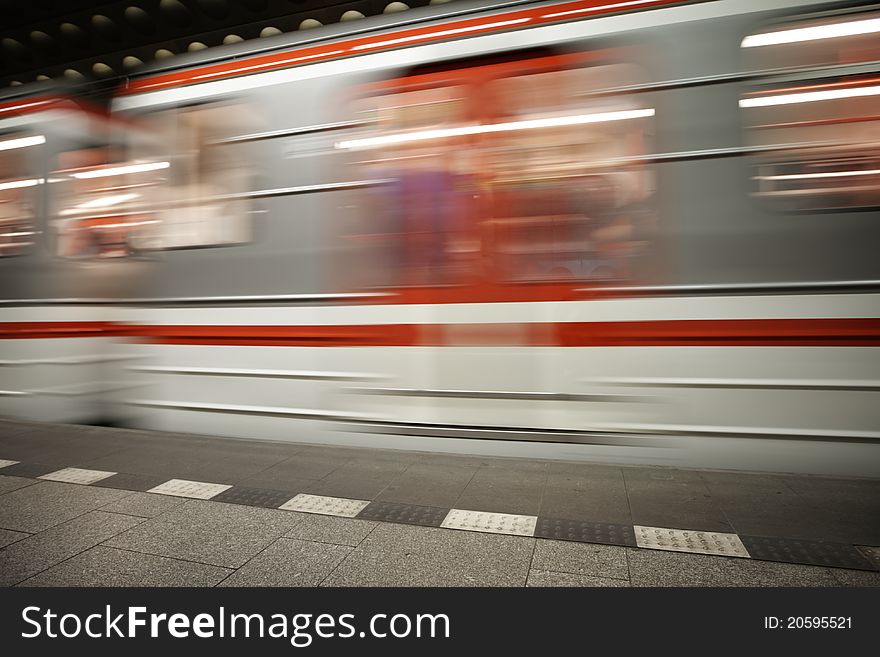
(0, 459, 19, 469)
(147, 478, 232, 500)
(536, 518, 637, 546)
(856, 546, 880, 570)
(38, 467, 117, 485)
(212, 486, 295, 509)
(279, 493, 370, 518)
(741, 536, 875, 571)
(357, 501, 448, 527)
(441, 509, 538, 537)
(634, 525, 750, 558)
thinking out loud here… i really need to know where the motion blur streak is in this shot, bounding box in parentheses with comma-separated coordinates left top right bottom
(1, 0, 879, 478)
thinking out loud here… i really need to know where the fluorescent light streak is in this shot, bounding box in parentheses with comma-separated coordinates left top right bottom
(0, 135, 46, 151)
(70, 161, 170, 179)
(756, 169, 880, 181)
(543, 0, 660, 20)
(0, 100, 52, 115)
(76, 193, 140, 209)
(92, 219, 158, 229)
(0, 178, 43, 191)
(742, 16, 880, 48)
(740, 84, 880, 107)
(0, 231, 35, 238)
(350, 17, 532, 51)
(336, 108, 654, 150)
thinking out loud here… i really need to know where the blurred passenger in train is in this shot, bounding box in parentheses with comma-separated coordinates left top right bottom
(356, 88, 472, 287)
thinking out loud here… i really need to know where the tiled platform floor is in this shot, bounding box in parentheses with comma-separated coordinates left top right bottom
(0, 419, 878, 587)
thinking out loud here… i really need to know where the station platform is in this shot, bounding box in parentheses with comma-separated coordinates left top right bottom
(0, 419, 878, 587)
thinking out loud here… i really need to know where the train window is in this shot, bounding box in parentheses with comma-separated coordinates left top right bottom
(345, 86, 474, 287)
(342, 52, 656, 288)
(0, 133, 41, 257)
(742, 10, 880, 71)
(54, 146, 166, 258)
(130, 102, 257, 250)
(742, 12, 880, 211)
(485, 64, 655, 282)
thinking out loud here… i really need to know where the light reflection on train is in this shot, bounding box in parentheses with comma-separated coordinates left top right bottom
(1, 0, 879, 477)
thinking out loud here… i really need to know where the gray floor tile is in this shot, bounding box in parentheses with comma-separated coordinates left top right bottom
(82, 442, 290, 484)
(453, 464, 547, 516)
(0, 511, 142, 586)
(526, 570, 630, 587)
(0, 420, 38, 437)
(413, 454, 490, 470)
(0, 427, 127, 466)
(626, 547, 840, 587)
(540, 470, 631, 524)
(624, 472, 732, 533)
(0, 475, 38, 496)
(239, 456, 345, 490)
(376, 462, 478, 508)
(548, 462, 625, 478)
(821, 513, 880, 547)
(99, 492, 187, 518)
(783, 475, 880, 505)
(304, 458, 409, 500)
(0, 463, 59, 478)
(700, 470, 798, 491)
(532, 539, 629, 580)
(786, 479, 880, 545)
(0, 528, 29, 548)
(831, 569, 880, 587)
(20, 546, 232, 587)
(625, 466, 705, 483)
(98, 473, 171, 492)
(221, 538, 352, 587)
(719, 500, 849, 543)
(292, 444, 379, 462)
(700, 471, 843, 541)
(479, 458, 550, 475)
(0, 481, 131, 533)
(740, 535, 873, 570)
(322, 523, 534, 587)
(282, 512, 377, 547)
(103, 499, 301, 568)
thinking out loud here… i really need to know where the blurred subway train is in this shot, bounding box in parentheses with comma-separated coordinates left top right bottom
(1, 0, 879, 476)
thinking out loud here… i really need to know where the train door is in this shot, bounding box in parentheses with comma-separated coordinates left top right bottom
(0, 86, 149, 423)
(0, 92, 47, 420)
(340, 49, 658, 436)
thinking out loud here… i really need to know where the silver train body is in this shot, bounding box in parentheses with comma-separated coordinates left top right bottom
(1, 0, 879, 476)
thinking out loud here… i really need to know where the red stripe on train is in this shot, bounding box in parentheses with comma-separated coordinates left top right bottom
(121, 0, 684, 94)
(134, 318, 880, 347)
(0, 322, 130, 339)
(4, 318, 879, 346)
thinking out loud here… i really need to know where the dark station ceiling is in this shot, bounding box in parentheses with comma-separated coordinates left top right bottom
(0, 0, 451, 88)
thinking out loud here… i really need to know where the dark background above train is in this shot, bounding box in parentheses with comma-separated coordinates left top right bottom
(0, 0, 455, 90)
